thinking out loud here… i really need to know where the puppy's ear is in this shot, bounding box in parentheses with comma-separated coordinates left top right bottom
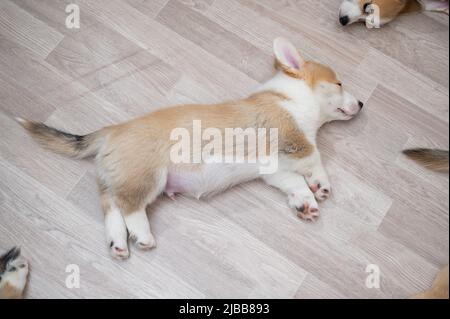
(273, 38, 305, 71)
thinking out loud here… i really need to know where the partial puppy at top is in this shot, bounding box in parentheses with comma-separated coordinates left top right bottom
(17, 38, 364, 260)
(339, 0, 449, 27)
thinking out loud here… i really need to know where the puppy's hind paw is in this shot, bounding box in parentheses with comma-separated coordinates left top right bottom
(135, 235, 157, 251)
(109, 241, 130, 260)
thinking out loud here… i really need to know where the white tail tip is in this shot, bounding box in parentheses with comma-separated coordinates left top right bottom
(14, 117, 27, 124)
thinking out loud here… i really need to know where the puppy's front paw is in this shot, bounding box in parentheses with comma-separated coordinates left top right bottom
(305, 169, 332, 202)
(314, 184, 331, 202)
(306, 179, 331, 202)
(288, 193, 320, 222)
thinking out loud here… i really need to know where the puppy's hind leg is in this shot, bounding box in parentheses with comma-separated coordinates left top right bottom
(124, 208, 156, 250)
(99, 183, 129, 260)
(116, 171, 167, 251)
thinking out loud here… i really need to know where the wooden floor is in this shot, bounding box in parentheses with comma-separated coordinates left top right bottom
(0, 0, 448, 299)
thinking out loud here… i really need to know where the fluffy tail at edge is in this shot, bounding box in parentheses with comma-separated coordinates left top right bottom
(403, 148, 449, 172)
(15, 117, 101, 159)
(418, 0, 449, 14)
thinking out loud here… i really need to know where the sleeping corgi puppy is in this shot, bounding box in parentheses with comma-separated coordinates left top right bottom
(17, 38, 364, 260)
(339, 0, 449, 27)
(0, 248, 29, 299)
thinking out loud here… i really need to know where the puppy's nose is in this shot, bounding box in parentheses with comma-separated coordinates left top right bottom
(340, 16, 350, 26)
(358, 101, 364, 109)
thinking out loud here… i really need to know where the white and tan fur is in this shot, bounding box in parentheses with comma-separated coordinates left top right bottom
(17, 38, 363, 260)
(339, 0, 449, 27)
(413, 265, 449, 299)
(0, 248, 29, 299)
(403, 148, 449, 172)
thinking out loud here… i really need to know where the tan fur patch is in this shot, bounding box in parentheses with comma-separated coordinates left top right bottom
(302, 61, 339, 88)
(400, 0, 423, 14)
(413, 265, 449, 299)
(275, 59, 339, 88)
(0, 282, 23, 299)
(358, 0, 423, 20)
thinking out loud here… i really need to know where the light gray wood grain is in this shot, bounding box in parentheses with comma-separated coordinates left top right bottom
(0, 0, 448, 299)
(294, 274, 346, 299)
(11, 0, 99, 35)
(157, 0, 273, 83)
(45, 21, 143, 85)
(0, 77, 56, 121)
(0, 0, 63, 59)
(124, 0, 170, 18)
(79, 0, 260, 100)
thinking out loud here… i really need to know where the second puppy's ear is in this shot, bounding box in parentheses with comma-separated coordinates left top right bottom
(273, 38, 305, 71)
(0, 247, 21, 274)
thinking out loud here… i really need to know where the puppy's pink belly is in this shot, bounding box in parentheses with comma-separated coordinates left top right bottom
(165, 169, 207, 198)
(165, 165, 259, 198)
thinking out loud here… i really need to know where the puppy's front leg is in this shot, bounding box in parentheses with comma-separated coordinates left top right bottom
(304, 160, 332, 202)
(263, 170, 319, 221)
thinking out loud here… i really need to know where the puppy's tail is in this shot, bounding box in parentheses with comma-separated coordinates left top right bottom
(403, 148, 449, 172)
(16, 118, 102, 159)
(418, 0, 449, 14)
